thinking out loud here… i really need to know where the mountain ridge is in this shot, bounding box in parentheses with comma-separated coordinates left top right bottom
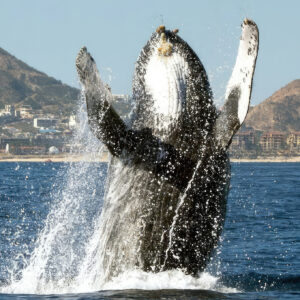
(0, 47, 79, 115)
(244, 79, 300, 132)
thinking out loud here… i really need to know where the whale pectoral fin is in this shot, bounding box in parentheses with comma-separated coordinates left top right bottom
(214, 19, 259, 149)
(76, 47, 127, 156)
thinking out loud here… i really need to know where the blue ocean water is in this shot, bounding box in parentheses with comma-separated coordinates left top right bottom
(0, 162, 299, 299)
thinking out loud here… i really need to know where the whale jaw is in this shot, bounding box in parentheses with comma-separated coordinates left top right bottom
(144, 49, 189, 136)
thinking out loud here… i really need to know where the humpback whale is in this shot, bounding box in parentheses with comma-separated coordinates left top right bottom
(76, 19, 259, 279)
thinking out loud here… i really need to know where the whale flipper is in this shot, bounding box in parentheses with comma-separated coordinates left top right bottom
(76, 47, 196, 189)
(214, 19, 259, 149)
(76, 47, 129, 156)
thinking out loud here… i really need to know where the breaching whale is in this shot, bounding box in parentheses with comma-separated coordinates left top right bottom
(76, 19, 259, 279)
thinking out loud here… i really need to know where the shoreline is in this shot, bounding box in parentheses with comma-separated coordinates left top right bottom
(230, 157, 300, 163)
(0, 153, 109, 163)
(0, 154, 299, 163)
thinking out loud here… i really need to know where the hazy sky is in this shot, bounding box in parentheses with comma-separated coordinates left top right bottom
(0, 0, 299, 106)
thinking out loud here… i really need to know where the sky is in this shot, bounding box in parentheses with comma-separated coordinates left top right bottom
(0, 0, 299, 106)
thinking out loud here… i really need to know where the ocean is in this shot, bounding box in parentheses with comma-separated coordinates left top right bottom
(0, 161, 299, 299)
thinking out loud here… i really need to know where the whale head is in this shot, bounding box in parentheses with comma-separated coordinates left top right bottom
(131, 26, 216, 146)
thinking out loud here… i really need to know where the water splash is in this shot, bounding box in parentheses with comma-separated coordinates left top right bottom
(2, 95, 106, 294)
(102, 270, 238, 293)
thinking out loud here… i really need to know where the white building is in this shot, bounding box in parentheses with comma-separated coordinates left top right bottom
(33, 118, 58, 129)
(68, 115, 78, 129)
(0, 104, 15, 117)
(18, 105, 33, 119)
(48, 146, 59, 154)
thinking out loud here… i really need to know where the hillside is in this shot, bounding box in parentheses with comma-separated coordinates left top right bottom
(0, 47, 79, 115)
(244, 80, 300, 132)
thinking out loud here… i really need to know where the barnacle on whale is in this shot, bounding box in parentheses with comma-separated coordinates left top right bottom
(157, 32, 173, 56)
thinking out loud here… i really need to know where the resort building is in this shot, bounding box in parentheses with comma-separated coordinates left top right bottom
(259, 132, 286, 151)
(0, 104, 15, 116)
(18, 105, 33, 119)
(33, 118, 58, 129)
(287, 132, 300, 151)
(231, 131, 255, 150)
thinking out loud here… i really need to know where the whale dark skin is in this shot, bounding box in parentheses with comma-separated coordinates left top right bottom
(76, 20, 259, 279)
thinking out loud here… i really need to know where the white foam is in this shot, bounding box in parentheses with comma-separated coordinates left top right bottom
(102, 269, 239, 293)
(3, 269, 238, 295)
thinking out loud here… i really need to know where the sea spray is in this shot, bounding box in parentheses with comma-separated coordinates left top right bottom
(2, 95, 106, 294)
(102, 269, 239, 293)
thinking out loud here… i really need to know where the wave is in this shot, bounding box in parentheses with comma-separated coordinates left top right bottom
(0, 270, 237, 295)
(219, 272, 300, 292)
(101, 270, 238, 293)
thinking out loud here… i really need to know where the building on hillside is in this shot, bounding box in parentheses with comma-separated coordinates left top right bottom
(0, 137, 32, 154)
(18, 105, 33, 119)
(15, 110, 21, 118)
(10, 145, 46, 155)
(259, 132, 286, 151)
(0, 104, 15, 116)
(33, 118, 58, 129)
(287, 132, 300, 151)
(0, 137, 31, 147)
(231, 131, 255, 150)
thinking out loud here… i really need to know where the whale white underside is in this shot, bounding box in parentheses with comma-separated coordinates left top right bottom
(225, 20, 259, 124)
(144, 47, 189, 134)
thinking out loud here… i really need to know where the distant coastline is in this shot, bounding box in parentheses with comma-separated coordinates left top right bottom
(230, 157, 300, 163)
(0, 153, 108, 163)
(0, 154, 299, 163)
